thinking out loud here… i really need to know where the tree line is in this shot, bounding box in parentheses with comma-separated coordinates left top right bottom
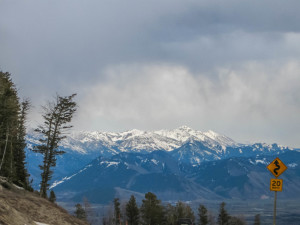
(75, 192, 261, 225)
(0, 71, 31, 189)
(0, 71, 77, 200)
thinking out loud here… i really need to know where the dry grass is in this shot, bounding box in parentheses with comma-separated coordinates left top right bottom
(0, 177, 89, 225)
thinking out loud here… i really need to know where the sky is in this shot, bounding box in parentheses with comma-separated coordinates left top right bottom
(1, 0, 300, 147)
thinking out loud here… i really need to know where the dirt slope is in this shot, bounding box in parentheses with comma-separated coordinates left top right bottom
(0, 177, 88, 225)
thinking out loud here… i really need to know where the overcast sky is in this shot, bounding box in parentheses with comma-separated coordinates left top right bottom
(1, 0, 300, 147)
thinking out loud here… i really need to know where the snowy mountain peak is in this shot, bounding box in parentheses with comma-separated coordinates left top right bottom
(204, 130, 237, 147)
(178, 125, 193, 131)
(27, 126, 238, 155)
(204, 130, 220, 138)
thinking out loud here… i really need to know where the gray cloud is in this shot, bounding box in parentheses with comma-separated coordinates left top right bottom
(1, 0, 300, 147)
(75, 62, 300, 147)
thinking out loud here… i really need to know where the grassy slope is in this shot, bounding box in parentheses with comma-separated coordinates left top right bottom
(0, 177, 88, 225)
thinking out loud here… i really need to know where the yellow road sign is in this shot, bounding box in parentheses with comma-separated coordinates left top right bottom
(270, 178, 283, 192)
(267, 157, 287, 178)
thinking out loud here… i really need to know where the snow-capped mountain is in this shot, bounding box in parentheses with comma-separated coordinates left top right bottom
(25, 126, 293, 189)
(56, 126, 239, 154)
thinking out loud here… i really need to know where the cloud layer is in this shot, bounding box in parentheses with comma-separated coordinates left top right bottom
(1, 0, 300, 147)
(75, 62, 300, 147)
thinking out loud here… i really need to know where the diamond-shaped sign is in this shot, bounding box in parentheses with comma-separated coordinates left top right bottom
(267, 157, 287, 178)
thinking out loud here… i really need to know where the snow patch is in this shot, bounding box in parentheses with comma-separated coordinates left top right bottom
(100, 161, 120, 167)
(35, 222, 50, 225)
(151, 159, 159, 165)
(288, 163, 298, 168)
(255, 159, 268, 165)
(13, 184, 24, 190)
(50, 165, 92, 189)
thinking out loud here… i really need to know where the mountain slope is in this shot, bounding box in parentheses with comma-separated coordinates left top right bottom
(172, 140, 291, 166)
(25, 126, 294, 190)
(0, 177, 88, 225)
(189, 150, 300, 200)
(52, 151, 222, 203)
(51, 150, 300, 204)
(26, 126, 237, 188)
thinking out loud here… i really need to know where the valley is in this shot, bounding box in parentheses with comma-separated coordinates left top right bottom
(25, 126, 300, 224)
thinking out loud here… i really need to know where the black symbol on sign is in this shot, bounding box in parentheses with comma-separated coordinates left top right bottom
(274, 160, 280, 175)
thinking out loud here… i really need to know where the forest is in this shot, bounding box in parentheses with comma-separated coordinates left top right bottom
(74, 192, 261, 225)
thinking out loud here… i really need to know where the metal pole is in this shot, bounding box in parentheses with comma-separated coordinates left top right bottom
(273, 190, 277, 225)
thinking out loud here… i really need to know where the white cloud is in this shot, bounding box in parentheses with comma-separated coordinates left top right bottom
(74, 61, 300, 147)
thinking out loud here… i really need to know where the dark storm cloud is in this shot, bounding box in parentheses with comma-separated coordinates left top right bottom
(1, 0, 300, 79)
(1, 0, 300, 147)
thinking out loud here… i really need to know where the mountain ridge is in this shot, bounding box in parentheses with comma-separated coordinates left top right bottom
(25, 126, 295, 190)
(27, 126, 291, 156)
(51, 150, 300, 204)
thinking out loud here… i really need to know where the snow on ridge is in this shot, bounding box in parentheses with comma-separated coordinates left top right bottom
(255, 159, 268, 165)
(100, 161, 120, 167)
(50, 165, 92, 189)
(204, 130, 220, 139)
(288, 163, 298, 168)
(27, 126, 238, 155)
(151, 159, 159, 165)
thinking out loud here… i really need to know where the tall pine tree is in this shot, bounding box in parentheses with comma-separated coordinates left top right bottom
(217, 202, 230, 225)
(75, 203, 87, 220)
(254, 214, 260, 225)
(114, 198, 121, 225)
(0, 71, 19, 179)
(0, 71, 30, 188)
(198, 204, 208, 225)
(14, 99, 30, 187)
(33, 94, 77, 197)
(126, 195, 139, 225)
(140, 192, 164, 225)
(175, 201, 195, 223)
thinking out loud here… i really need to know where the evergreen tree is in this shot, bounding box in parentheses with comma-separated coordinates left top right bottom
(0, 71, 19, 179)
(208, 212, 216, 225)
(140, 192, 164, 225)
(126, 195, 139, 225)
(175, 201, 195, 223)
(13, 99, 30, 187)
(217, 202, 230, 225)
(114, 198, 121, 225)
(185, 205, 195, 223)
(0, 71, 30, 189)
(198, 204, 208, 225)
(49, 190, 56, 203)
(165, 203, 176, 225)
(228, 216, 246, 225)
(254, 214, 260, 225)
(83, 197, 95, 224)
(32, 94, 77, 198)
(75, 203, 87, 220)
(176, 201, 186, 219)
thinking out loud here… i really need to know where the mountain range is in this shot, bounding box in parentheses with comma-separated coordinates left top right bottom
(25, 126, 299, 204)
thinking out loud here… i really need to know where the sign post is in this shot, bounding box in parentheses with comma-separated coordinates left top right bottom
(267, 157, 287, 225)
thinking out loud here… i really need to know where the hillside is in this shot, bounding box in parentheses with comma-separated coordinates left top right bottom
(52, 150, 300, 204)
(0, 177, 88, 225)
